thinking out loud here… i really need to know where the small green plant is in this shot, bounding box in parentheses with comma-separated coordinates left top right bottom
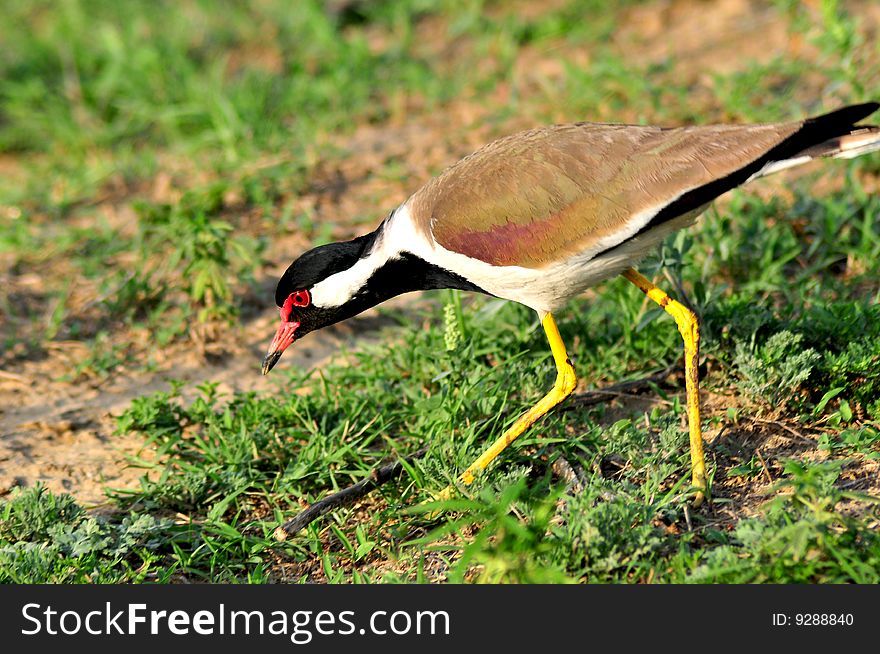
(817, 425, 880, 458)
(135, 196, 263, 325)
(430, 479, 575, 584)
(690, 461, 880, 583)
(728, 455, 765, 479)
(0, 485, 172, 583)
(443, 295, 464, 353)
(733, 331, 820, 409)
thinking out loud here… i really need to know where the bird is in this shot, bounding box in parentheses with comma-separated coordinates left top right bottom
(262, 102, 880, 506)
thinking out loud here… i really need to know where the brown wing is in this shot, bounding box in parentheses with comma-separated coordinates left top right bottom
(406, 121, 800, 268)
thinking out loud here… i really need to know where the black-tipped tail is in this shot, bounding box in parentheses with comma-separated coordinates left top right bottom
(804, 102, 879, 131)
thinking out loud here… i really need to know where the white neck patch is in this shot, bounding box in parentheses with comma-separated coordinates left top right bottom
(308, 220, 402, 309)
(309, 251, 386, 308)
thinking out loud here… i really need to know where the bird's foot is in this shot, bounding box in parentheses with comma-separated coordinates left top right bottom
(419, 484, 458, 520)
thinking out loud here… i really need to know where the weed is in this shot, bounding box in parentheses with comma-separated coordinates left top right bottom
(136, 197, 263, 325)
(733, 331, 820, 410)
(689, 461, 880, 583)
(0, 485, 172, 583)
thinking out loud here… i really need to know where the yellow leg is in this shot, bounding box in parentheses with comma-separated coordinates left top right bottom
(622, 268, 707, 505)
(439, 313, 576, 496)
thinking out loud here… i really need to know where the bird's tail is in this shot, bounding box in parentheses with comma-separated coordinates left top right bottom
(803, 124, 880, 159)
(754, 102, 880, 178)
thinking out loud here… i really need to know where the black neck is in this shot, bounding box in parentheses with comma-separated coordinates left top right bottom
(368, 251, 488, 297)
(309, 252, 490, 332)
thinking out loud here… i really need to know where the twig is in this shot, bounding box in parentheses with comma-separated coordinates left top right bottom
(752, 418, 815, 446)
(548, 451, 586, 530)
(274, 446, 429, 540)
(754, 449, 774, 485)
(77, 271, 136, 313)
(563, 364, 677, 410)
(550, 455, 585, 494)
(0, 370, 29, 384)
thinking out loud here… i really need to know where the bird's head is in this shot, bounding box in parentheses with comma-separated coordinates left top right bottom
(261, 235, 377, 375)
(261, 218, 484, 375)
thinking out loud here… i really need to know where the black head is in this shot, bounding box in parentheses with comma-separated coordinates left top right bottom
(262, 226, 490, 375)
(262, 234, 375, 375)
(274, 235, 374, 307)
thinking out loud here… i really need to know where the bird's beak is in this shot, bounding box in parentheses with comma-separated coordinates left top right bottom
(262, 320, 299, 375)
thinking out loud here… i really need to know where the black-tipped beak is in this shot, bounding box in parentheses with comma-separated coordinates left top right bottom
(262, 319, 299, 375)
(262, 350, 282, 376)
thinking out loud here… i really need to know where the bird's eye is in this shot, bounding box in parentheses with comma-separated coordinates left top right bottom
(280, 290, 310, 321)
(291, 290, 310, 307)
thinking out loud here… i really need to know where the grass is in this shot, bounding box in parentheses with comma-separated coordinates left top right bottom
(1, 0, 879, 583)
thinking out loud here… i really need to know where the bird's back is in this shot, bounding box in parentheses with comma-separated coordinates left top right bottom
(405, 109, 875, 269)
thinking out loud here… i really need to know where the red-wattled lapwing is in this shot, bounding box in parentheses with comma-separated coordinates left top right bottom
(263, 103, 880, 505)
